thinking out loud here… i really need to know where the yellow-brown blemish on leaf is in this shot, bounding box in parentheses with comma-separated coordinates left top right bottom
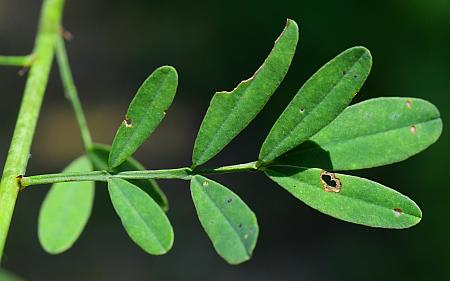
(320, 170, 341, 193)
(410, 125, 417, 134)
(406, 100, 413, 109)
(124, 116, 133, 128)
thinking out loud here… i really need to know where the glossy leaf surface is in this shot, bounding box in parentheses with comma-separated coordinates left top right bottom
(259, 47, 372, 163)
(275, 97, 443, 170)
(192, 19, 299, 167)
(266, 166, 421, 229)
(38, 156, 94, 254)
(191, 175, 259, 264)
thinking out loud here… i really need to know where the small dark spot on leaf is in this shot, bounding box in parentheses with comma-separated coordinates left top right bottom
(320, 170, 341, 193)
(410, 125, 417, 134)
(227, 198, 233, 203)
(353, 75, 358, 78)
(124, 116, 133, 128)
(342, 70, 347, 75)
(238, 223, 243, 228)
(300, 108, 305, 113)
(393, 208, 403, 217)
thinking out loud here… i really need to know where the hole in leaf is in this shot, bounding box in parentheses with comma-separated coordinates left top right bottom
(393, 208, 403, 217)
(410, 125, 417, 134)
(320, 171, 341, 193)
(124, 117, 133, 128)
(300, 108, 305, 113)
(227, 198, 233, 203)
(406, 100, 413, 109)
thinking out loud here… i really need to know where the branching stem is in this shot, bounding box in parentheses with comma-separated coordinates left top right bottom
(0, 0, 65, 262)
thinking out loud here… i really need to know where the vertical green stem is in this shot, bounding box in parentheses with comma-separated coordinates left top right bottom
(55, 36, 93, 149)
(0, 0, 65, 262)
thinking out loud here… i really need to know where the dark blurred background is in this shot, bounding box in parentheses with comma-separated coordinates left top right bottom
(0, 0, 449, 280)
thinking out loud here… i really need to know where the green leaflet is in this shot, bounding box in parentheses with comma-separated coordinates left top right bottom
(192, 19, 299, 167)
(265, 166, 421, 229)
(109, 66, 178, 168)
(108, 178, 173, 255)
(274, 97, 443, 170)
(88, 143, 168, 211)
(190, 175, 258, 264)
(38, 156, 94, 254)
(259, 46, 372, 164)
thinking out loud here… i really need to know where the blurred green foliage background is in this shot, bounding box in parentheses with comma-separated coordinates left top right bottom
(0, 0, 449, 280)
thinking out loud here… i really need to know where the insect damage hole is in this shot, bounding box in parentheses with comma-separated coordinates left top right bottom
(320, 171, 341, 193)
(393, 208, 403, 217)
(123, 116, 133, 128)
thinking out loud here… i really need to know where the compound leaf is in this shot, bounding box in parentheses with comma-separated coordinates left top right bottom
(109, 66, 178, 168)
(192, 19, 299, 167)
(190, 175, 259, 264)
(88, 143, 168, 211)
(265, 166, 421, 229)
(275, 97, 443, 170)
(259, 46, 372, 163)
(108, 178, 173, 255)
(38, 156, 94, 254)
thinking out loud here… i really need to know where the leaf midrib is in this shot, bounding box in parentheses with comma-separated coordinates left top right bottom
(262, 52, 367, 162)
(294, 118, 441, 155)
(115, 73, 172, 162)
(112, 182, 165, 252)
(193, 177, 251, 258)
(267, 168, 420, 221)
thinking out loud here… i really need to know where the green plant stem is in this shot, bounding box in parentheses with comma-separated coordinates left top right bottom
(0, 0, 65, 262)
(0, 55, 34, 67)
(20, 161, 259, 187)
(55, 36, 93, 149)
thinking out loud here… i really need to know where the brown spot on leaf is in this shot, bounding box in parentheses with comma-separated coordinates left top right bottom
(320, 170, 341, 193)
(393, 208, 403, 217)
(124, 116, 133, 128)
